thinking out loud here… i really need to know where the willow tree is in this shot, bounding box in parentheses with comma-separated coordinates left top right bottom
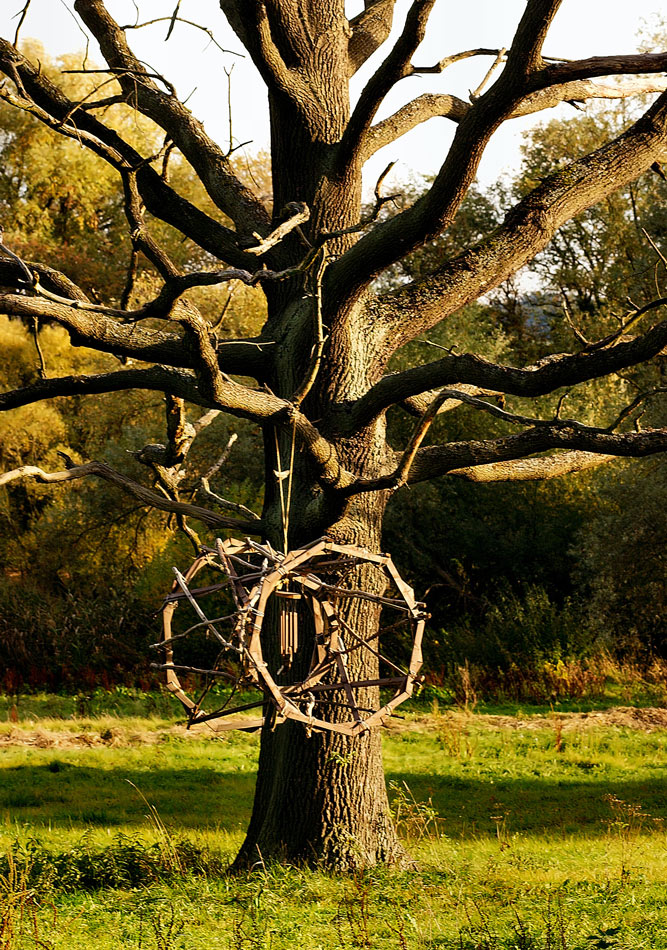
(1, 1, 667, 868)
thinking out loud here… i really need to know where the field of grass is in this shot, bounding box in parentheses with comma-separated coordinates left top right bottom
(1, 691, 666, 949)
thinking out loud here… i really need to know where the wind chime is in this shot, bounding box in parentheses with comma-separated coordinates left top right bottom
(155, 536, 427, 735)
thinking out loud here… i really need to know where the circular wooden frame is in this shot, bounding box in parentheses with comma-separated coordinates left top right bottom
(157, 537, 426, 736)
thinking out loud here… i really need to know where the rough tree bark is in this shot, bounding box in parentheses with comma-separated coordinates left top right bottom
(1, 0, 667, 868)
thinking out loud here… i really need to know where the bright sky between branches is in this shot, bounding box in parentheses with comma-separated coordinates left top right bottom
(1, 0, 665, 192)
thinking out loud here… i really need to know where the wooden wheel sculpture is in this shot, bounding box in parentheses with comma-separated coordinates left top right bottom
(154, 537, 426, 736)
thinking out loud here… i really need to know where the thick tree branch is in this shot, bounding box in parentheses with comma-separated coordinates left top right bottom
(362, 90, 667, 351)
(0, 291, 270, 376)
(72, 0, 271, 242)
(341, 0, 438, 161)
(362, 93, 469, 160)
(404, 426, 667, 485)
(362, 78, 667, 161)
(502, 0, 563, 80)
(0, 460, 261, 533)
(349, 318, 667, 429)
(0, 352, 353, 494)
(339, 425, 667, 495)
(348, 0, 396, 75)
(529, 52, 667, 91)
(332, 5, 566, 299)
(335, 16, 667, 301)
(0, 367, 205, 413)
(446, 451, 615, 482)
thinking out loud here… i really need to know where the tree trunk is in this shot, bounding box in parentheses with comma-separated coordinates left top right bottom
(233, 373, 407, 869)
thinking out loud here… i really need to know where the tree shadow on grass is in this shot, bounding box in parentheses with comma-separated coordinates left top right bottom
(3, 762, 665, 841)
(1, 763, 256, 832)
(386, 771, 667, 839)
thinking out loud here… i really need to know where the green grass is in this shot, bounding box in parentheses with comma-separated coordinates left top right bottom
(1, 697, 667, 948)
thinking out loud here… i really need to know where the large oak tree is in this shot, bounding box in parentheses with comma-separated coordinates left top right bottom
(1, 1, 666, 869)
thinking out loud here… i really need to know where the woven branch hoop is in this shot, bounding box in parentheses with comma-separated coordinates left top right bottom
(155, 537, 426, 736)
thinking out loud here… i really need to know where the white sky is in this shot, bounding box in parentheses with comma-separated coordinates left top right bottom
(1, 1, 665, 192)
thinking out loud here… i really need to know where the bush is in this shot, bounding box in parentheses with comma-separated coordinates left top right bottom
(0, 835, 224, 892)
(428, 583, 595, 674)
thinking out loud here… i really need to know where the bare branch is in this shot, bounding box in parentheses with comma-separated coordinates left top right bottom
(12, 0, 32, 47)
(246, 202, 310, 256)
(202, 432, 237, 479)
(0, 460, 261, 533)
(0, 39, 254, 267)
(362, 77, 667, 162)
(120, 16, 242, 58)
(200, 478, 262, 521)
(359, 90, 667, 350)
(410, 47, 502, 76)
(341, 0, 438, 161)
(470, 48, 507, 99)
(349, 318, 667, 429)
(530, 51, 667, 91)
(405, 425, 667, 486)
(73, 0, 271, 242)
(400, 384, 497, 417)
(447, 451, 616, 482)
(0, 367, 204, 412)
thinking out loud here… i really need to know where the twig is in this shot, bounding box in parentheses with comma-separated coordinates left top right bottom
(555, 390, 570, 420)
(12, 0, 32, 47)
(225, 66, 234, 156)
(606, 387, 667, 432)
(410, 47, 501, 76)
(199, 478, 261, 522)
(193, 409, 221, 436)
(165, 1, 182, 41)
(63, 66, 177, 97)
(388, 389, 455, 489)
(202, 433, 238, 480)
(416, 338, 458, 353)
(118, 15, 242, 57)
(588, 296, 667, 350)
(31, 315, 47, 379)
(642, 228, 667, 272)
(470, 47, 506, 99)
(210, 286, 236, 334)
(561, 292, 590, 346)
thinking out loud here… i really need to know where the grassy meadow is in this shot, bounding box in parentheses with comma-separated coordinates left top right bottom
(1, 690, 666, 949)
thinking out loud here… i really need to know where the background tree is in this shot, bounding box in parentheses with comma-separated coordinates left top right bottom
(1, 1, 667, 869)
(384, 94, 667, 671)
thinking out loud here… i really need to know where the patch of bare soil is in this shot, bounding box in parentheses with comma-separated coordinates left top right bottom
(389, 706, 667, 735)
(0, 706, 665, 748)
(0, 722, 217, 748)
